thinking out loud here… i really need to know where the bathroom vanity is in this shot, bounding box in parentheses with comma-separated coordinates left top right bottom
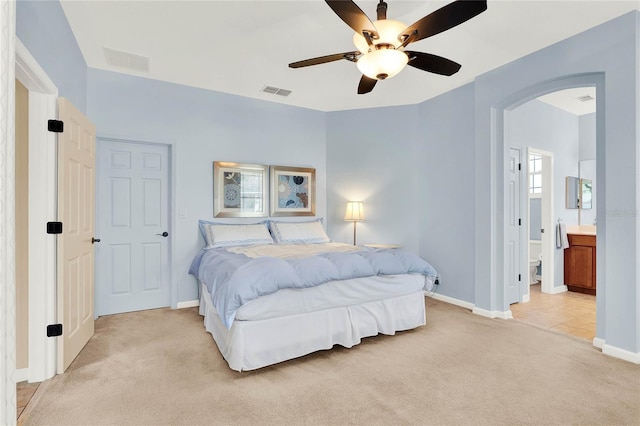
(564, 227, 596, 295)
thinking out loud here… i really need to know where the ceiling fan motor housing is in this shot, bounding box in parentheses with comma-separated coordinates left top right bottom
(376, 0, 388, 20)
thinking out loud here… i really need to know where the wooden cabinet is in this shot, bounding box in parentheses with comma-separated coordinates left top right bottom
(564, 234, 596, 295)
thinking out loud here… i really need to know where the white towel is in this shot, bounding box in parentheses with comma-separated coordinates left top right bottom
(556, 222, 569, 249)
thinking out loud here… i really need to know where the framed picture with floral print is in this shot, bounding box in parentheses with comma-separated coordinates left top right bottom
(213, 162, 268, 217)
(269, 165, 316, 216)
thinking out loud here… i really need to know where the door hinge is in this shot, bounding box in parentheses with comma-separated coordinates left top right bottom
(518, 218, 522, 226)
(518, 163, 522, 171)
(47, 324, 63, 337)
(518, 274, 521, 282)
(47, 119, 64, 133)
(46, 222, 63, 234)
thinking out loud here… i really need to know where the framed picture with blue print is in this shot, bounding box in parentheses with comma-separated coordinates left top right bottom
(213, 161, 269, 217)
(269, 165, 316, 216)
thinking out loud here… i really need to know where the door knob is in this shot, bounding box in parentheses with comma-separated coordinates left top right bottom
(92, 237, 101, 244)
(156, 231, 169, 237)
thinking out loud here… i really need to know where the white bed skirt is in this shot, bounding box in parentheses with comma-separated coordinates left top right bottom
(199, 283, 427, 371)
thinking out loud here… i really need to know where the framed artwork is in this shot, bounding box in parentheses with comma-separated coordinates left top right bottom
(270, 165, 316, 216)
(213, 162, 268, 217)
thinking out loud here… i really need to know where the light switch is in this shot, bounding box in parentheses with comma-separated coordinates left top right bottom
(179, 208, 187, 219)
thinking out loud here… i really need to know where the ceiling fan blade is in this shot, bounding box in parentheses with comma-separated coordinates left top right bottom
(325, 0, 377, 38)
(289, 52, 359, 68)
(406, 51, 461, 76)
(357, 75, 377, 94)
(400, 0, 487, 44)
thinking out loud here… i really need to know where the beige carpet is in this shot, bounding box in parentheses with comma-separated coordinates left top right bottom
(20, 298, 640, 425)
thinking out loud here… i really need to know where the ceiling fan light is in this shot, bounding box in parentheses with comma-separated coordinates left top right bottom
(352, 19, 408, 53)
(357, 49, 408, 80)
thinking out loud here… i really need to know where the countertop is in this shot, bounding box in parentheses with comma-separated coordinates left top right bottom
(566, 225, 596, 236)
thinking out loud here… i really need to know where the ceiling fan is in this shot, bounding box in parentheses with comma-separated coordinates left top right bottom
(289, 0, 487, 94)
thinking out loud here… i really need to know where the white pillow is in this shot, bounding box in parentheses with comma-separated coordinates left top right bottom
(269, 220, 331, 244)
(199, 221, 273, 248)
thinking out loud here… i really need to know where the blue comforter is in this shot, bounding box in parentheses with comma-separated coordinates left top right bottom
(189, 245, 437, 328)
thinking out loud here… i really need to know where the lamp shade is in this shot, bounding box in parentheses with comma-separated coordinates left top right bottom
(356, 49, 408, 80)
(344, 201, 365, 221)
(352, 19, 407, 54)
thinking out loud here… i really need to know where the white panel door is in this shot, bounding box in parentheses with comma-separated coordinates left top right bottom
(96, 140, 170, 316)
(507, 148, 522, 305)
(57, 97, 96, 373)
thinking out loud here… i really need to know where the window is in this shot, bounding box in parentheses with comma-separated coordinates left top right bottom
(529, 153, 542, 194)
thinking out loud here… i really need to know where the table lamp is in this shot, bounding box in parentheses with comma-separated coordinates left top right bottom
(344, 201, 365, 245)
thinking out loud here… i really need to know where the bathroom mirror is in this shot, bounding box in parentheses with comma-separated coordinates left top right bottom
(566, 176, 580, 209)
(581, 178, 592, 209)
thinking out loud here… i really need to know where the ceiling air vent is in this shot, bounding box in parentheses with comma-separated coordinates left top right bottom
(577, 94, 594, 102)
(262, 86, 292, 97)
(104, 47, 150, 72)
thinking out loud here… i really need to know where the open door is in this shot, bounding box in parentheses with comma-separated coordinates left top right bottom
(507, 147, 522, 304)
(57, 97, 96, 373)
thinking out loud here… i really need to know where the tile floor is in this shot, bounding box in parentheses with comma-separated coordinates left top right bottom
(510, 283, 596, 340)
(17, 381, 39, 424)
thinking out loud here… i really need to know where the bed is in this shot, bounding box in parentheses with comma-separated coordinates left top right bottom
(189, 219, 437, 371)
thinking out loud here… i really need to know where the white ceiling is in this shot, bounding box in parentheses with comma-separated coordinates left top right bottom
(59, 0, 639, 112)
(537, 87, 596, 116)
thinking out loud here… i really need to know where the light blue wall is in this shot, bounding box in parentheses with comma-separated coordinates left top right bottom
(579, 113, 597, 161)
(506, 99, 580, 289)
(416, 83, 476, 303)
(87, 69, 327, 303)
(327, 83, 476, 303)
(579, 114, 597, 226)
(529, 199, 541, 241)
(474, 11, 638, 353)
(16, 0, 87, 112)
(326, 105, 419, 252)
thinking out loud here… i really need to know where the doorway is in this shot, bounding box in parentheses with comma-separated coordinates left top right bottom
(506, 86, 597, 341)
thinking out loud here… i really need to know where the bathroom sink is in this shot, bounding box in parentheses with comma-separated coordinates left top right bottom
(566, 225, 596, 236)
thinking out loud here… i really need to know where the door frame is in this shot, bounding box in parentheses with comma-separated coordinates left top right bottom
(15, 39, 59, 383)
(1, 5, 17, 422)
(95, 136, 178, 314)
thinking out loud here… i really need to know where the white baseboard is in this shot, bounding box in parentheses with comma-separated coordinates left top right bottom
(592, 337, 605, 349)
(14, 368, 28, 382)
(602, 343, 640, 364)
(472, 306, 513, 320)
(176, 300, 199, 309)
(427, 292, 474, 310)
(522, 294, 530, 303)
(548, 285, 568, 294)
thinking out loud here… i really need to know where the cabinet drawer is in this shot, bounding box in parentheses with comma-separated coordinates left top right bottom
(568, 234, 596, 247)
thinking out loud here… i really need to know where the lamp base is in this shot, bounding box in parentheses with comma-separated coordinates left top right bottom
(353, 221, 357, 246)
